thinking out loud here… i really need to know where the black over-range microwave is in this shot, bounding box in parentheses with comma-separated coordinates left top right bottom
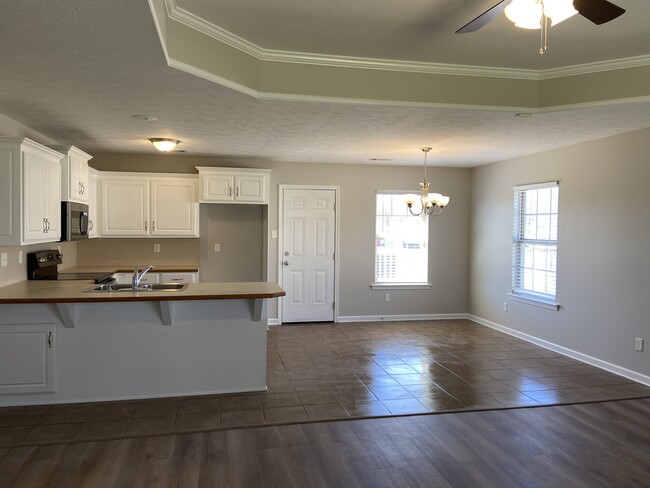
(61, 201, 89, 241)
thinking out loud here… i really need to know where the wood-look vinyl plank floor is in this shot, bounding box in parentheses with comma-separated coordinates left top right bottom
(3, 399, 648, 487)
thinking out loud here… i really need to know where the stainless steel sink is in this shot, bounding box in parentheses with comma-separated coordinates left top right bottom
(85, 283, 188, 292)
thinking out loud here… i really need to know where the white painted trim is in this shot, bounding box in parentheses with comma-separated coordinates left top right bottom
(337, 313, 468, 323)
(163, 0, 650, 81)
(468, 314, 650, 387)
(0, 386, 267, 408)
(370, 283, 432, 290)
(277, 185, 341, 325)
(268, 318, 280, 326)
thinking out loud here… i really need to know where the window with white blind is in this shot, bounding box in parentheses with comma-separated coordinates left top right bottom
(511, 181, 559, 308)
(373, 192, 429, 287)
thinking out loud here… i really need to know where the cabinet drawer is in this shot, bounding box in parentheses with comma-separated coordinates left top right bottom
(160, 272, 198, 283)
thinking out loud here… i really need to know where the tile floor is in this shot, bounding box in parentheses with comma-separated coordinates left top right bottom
(1, 319, 649, 447)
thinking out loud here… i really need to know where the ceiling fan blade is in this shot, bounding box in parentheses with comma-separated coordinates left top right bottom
(573, 0, 625, 25)
(456, 0, 511, 34)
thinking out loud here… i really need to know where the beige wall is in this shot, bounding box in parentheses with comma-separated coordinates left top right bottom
(91, 153, 472, 319)
(470, 127, 650, 376)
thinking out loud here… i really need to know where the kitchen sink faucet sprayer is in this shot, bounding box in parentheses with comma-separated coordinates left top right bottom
(133, 265, 155, 289)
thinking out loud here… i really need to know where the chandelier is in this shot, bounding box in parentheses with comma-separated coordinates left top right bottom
(405, 147, 450, 219)
(505, 0, 578, 54)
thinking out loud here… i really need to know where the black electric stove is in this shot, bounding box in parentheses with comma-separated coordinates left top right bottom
(26, 250, 115, 283)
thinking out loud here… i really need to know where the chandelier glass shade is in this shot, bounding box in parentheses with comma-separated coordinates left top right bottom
(405, 147, 450, 219)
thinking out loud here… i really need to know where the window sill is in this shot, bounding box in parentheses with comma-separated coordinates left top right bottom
(507, 292, 560, 311)
(371, 283, 432, 290)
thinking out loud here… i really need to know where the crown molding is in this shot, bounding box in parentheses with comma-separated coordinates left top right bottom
(164, 0, 650, 82)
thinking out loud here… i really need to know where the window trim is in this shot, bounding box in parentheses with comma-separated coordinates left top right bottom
(370, 283, 432, 290)
(511, 180, 560, 310)
(374, 190, 430, 287)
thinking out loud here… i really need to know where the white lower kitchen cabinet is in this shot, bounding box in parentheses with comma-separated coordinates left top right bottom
(0, 324, 55, 394)
(160, 272, 198, 283)
(113, 272, 197, 284)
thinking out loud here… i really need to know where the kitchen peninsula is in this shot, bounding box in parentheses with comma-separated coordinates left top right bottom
(0, 280, 285, 407)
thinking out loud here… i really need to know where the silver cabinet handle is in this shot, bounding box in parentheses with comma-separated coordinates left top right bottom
(236, 187, 240, 197)
(144, 221, 148, 231)
(228, 187, 233, 197)
(152, 221, 155, 231)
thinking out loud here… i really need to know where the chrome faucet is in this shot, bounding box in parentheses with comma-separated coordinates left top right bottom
(132, 265, 155, 289)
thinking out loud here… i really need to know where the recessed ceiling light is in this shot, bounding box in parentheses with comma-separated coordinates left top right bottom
(369, 158, 394, 162)
(132, 114, 157, 122)
(514, 112, 533, 118)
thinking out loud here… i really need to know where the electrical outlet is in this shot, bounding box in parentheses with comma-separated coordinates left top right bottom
(214, 243, 221, 253)
(635, 338, 644, 352)
(503, 302, 509, 312)
(153, 243, 160, 253)
(384, 293, 390, 302)
(0, 253, 7, 267)
(18, 251, 23, 264)
(271, 230, 278, 239)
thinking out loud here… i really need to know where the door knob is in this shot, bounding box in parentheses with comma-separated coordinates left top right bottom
(283, 261, 290, 266)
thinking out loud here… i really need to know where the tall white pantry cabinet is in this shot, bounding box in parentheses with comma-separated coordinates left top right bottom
(0, 138, 63, 245)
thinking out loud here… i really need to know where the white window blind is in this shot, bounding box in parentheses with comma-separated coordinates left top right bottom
(512, 181, 559, 303)
(375, 192, 428, 284)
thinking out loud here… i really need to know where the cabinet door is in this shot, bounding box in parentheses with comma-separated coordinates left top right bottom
(45, 160, 61, 240)
(100, 178, 149, 236)
(88, 169, 99, 237)
(150, 179, 199, 237)
(160, 272, 198, 283)
(0, 324, 55, 394)
(69, 155, 89, 203)
(22, 152, 47, 243)
(235, 174, 266, 203)
(201, 174, 234, 202)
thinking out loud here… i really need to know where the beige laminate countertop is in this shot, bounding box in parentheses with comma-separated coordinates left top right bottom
(60, 265, 199, 274)
(0, 280, 285, 304)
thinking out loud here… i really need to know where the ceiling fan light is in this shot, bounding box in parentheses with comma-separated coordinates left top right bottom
(543, 0, 578, 25)
(149, 138, 180, 152)
(505, 0, 543, 29)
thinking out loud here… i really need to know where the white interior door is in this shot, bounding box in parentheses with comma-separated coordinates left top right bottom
(282, 188, 336, 323)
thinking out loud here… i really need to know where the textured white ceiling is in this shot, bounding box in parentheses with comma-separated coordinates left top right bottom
(0, 0, 649, 167)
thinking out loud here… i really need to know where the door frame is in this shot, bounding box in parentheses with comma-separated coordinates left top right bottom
(278, 185, 340, 324)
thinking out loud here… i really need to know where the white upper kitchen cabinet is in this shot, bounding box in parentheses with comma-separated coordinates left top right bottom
(196, 167, 272, 204)
(49, 145, 92, 204)
(100, 173, 199, 238)
(0, 138, 63, 245)
(87, 167, 100, 238)
(150, 178, 199, 236)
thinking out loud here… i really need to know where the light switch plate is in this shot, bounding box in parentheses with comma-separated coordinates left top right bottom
(214, 243, 221, 252)
(153, 243, 160, 253)
(0, 253, 7, 267)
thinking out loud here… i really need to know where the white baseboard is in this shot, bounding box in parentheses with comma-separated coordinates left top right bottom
(467, 314, 650, 387)
(337, 313, 468, 323)
(268, 318, 280, 326)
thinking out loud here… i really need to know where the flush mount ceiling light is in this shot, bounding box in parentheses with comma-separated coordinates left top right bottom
(149, 138, 180, 152)
(405, 147, 450, 220)
(132, 114, 158, 122)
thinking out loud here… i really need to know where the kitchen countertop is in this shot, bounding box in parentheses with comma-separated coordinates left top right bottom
(60, 265, 199, 273)
(0, 280, 285, 304)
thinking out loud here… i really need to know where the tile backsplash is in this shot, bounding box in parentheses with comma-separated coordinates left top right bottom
(76, 238, 199, 267)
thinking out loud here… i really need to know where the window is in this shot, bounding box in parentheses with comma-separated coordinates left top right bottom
(512, 181, 559, 307)
(374, 192, 429, 286)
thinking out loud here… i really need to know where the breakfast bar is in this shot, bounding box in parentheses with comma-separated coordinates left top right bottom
(0, 281, 285, 407)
